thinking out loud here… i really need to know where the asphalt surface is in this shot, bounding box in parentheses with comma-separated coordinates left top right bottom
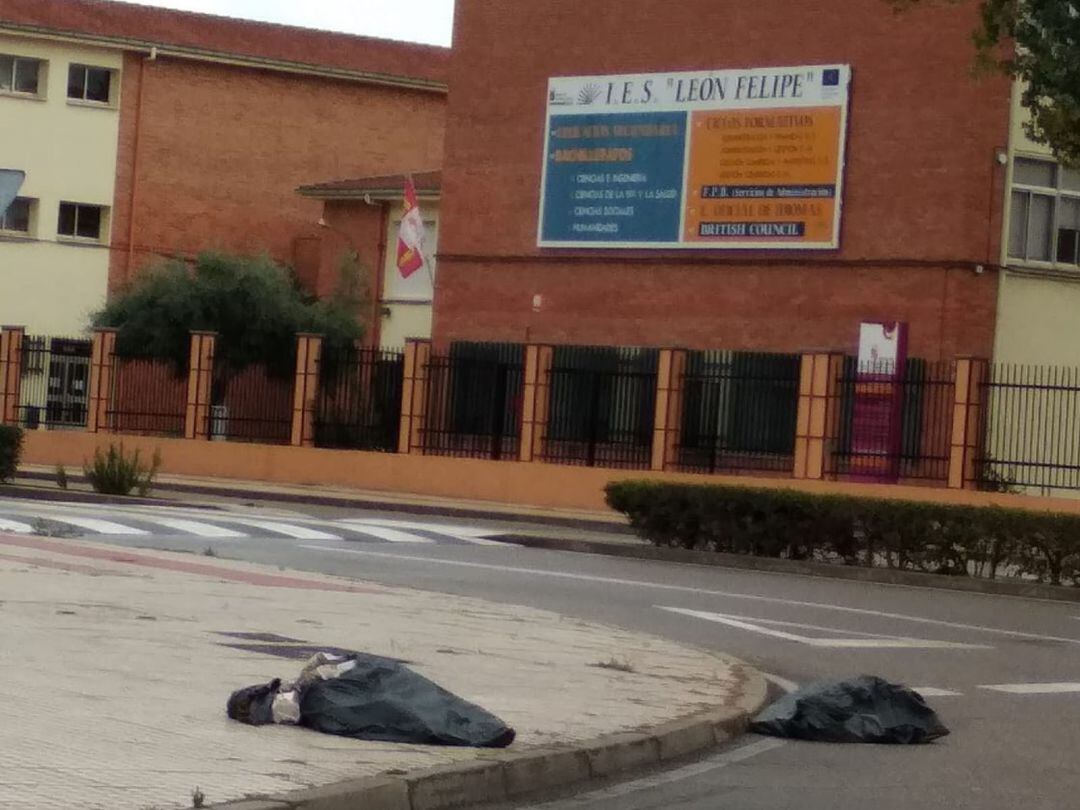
(3, 492, 1079, 809)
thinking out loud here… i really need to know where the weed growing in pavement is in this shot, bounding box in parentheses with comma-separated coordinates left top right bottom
(55, 464, 68, 490)
(203, 546, 217, 557)
(590, 656, 635, 673)
(191, 786, 205, 808)
(83, 444, 161, 496)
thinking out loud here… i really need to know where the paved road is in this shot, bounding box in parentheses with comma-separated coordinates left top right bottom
(3, 494, 1079, 809)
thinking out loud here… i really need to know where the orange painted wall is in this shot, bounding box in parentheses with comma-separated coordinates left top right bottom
(21, 430, 1080, 517)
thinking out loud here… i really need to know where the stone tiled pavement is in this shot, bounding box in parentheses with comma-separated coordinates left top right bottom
(0, 534, 747, 810)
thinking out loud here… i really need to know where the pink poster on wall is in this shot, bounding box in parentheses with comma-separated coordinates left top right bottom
(850, 322, 908, 482)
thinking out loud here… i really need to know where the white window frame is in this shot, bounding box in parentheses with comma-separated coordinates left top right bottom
(0, 54, 44, 98)
(66, 63, 115, 106)
(0, 196, 35, 236)
(57, 202, 108, 243)
(1008, 154, 1080, 272)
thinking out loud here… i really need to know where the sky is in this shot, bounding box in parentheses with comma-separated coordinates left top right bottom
(121, 0, 454, 46)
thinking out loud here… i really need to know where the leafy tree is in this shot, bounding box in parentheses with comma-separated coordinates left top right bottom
(93, 251, 368, 379)
(891, 0, 1080, 166)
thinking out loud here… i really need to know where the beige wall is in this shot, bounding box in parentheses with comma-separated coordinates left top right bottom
(0, 34, 121, 334)
(379, 204, 437, 348)
(995, 83, 1080, 367)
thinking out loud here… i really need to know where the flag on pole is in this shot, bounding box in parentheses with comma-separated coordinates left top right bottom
(396, 176, 426, 279)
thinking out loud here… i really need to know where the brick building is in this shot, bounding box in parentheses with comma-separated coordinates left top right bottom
(0, 0, 447, 335)
(435, 0, 1013, 361)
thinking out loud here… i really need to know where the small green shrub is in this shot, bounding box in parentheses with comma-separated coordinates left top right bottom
(55, 464, 68, 490)
(0, 425, 23, 483)
(605, 480, 1080, 586)
(84, 444, 162, 496)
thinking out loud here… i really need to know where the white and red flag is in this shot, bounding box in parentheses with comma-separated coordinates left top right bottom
(396, 176, 426, 279)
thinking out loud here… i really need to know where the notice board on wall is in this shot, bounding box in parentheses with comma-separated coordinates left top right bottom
(538, 65, 851, 250)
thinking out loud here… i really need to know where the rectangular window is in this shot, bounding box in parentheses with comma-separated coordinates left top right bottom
(0, 54, 42, 96)
(67, 64, 112, 103)
(0, 197, 32, 233)
(1009, 156, 1080, 270)
(57, 202, 106, 241)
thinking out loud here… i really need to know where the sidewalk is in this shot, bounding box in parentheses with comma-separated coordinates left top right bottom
(12, 465, 629, 530)
(0, 533, 765, 810)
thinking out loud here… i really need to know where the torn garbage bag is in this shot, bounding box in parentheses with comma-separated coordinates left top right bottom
(227, 652, 515, 748)
(749, 675, 949, 744)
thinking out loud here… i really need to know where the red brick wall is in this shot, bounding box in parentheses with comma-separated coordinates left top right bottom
(110, 54, 445, 289)
(436, 0, 1012, 357)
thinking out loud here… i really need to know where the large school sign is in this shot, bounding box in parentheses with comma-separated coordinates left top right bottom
(538, 65, 851, 250)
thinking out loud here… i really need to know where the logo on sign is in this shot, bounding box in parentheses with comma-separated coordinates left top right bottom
(577, 83, 603, 105)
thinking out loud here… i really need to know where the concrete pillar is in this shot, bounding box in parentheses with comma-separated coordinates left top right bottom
(948, 357, 989, 489)
(398, 338, 431, 455)
(290, 333, 323, 447)
(519, 344, 553, 463)
(86, 328, 118, 433)
(651, 348, 688, 472)
(793, 352, 842, 480)
(0, 326, 25, 426)
(184, 331, 216, 441)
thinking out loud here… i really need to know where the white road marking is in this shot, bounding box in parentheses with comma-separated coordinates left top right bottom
(912, 687, 963, 697)
(763, 673, 799, 693)
(658, 606, 991, 650)
(0, 518, 34, 534)
(978, 682, 1080, 694)
(227, 519, 340, 541)
(41, 516, 149, 536)
(336, 523, 435, 544)
(345, 518, 504, 545)
(522, 738, 786, 808)
(143, 517, 246, 539)
(297, 547, 1080, 646)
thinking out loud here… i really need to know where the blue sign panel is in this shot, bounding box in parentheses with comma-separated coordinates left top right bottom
(540, 112, 687, 244)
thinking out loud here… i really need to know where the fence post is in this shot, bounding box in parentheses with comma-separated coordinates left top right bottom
(185, 331, 216, 441)
(0, 326, 25, 426)
(793, 351, 841, 480)
(651, 348, 687, 472)
(519, 344, 553, 463)
(948, 357, 989, 489)
(86, 328, 117, 433)
(290, 333, 323, 447)
(398, 338, 431, 454)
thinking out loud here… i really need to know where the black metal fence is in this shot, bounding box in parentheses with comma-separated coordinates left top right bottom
(214, 363, 294, 444)
(540, 346, 657, 469)
(829, 358, 955, 484)
(418, 343, 524, 460)
(314, 346, 404, 452)
(17, 336, 91, 429)
(672, 351, 800, 474)
(976, 364, 1080, 492)
(107, 354, 187, 437)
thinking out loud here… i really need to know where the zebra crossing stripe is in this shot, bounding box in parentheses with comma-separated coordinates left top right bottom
(978, 683, 1080, 695)
(143, 517, 247, 539)
(45, 516, 149, 536)
(228, 519, 340, 541)
(0, 518, 34, 534)
(345, 518, 503, 545)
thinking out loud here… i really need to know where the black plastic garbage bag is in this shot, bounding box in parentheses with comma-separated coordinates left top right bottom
(300, 657, 516, 748)
(226, 678, 281, 726)
(749, 675, 950, 744)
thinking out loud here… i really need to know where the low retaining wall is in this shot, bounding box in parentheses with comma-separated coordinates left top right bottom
(21, 430, 1080, 516)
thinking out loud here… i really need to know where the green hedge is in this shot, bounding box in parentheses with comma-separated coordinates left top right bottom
(605, 480, 1080, 587)
(0, 425, 23, 483)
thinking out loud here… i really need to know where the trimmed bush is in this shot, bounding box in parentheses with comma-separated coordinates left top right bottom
(84, 444, 162, 496)
(605, 480, 1080, 587)
(0, 425, 23, 483)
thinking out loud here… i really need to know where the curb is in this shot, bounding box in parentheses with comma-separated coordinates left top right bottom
(8, 471, 628, 533)
(207, 663, 769, 810)
(495, 534, 1080, 604)
(0, 483, 212, 510)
